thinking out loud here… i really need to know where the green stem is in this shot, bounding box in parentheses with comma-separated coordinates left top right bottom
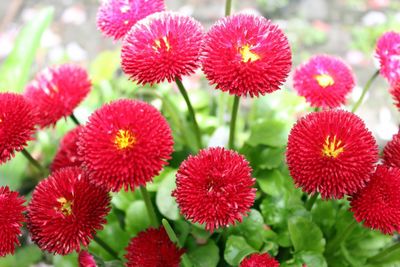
(21, 149, 46, 173)
(175, 78, 202, 149)
(228, 96, 240, 149)
(351, 70, 379, 113)
(367, 242, 400, 264)
(326, 220, 358, 255)
(93, 236, 120, 260)
(70, 112, 80, 126)
(225, 0, 232, 16)
(140, 186, 159, 227)
(305, 193, 318, 211)
(162, 219, 193, 267)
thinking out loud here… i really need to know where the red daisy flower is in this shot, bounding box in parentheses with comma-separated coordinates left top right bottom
(27, 167, 111, 255)
(0, 186, 25, 257)
(350, 165, 400, 234)
(240, 253, 280, 267)
(125, 227, 184, 267)
(293, 55, 355, 108)
(0, 93, 37, 164)
(121, 11, 204, 85)
(383, 131, 400, 168)
(376, 31, 400, 85)
(201, 14, 292, 97)
(51, 126, 84, 172)
(24, 64, 91, 128)
(172, 147, 256, 232)
(79, 250, 97, 267)
(78, 99, 173, 192)
(286, 110, 378, 199)
(97, 0, 165, 40)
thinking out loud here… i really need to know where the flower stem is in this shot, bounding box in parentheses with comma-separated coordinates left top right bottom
(228, 96, 240, 149)
(93, 236, 120, 260)
(175, 77, 202, 150)
(225, 0, 232, 16)
(70, 112, 80, 126)
(140, 186, 159, 227)
(367, 242, 400, 264)
(351, 70, 379, 113)
(326, 220, 358, 255)
(21, 149, 46, 174)
(305, 193, 318, 211)
(162, 219, 193, 267)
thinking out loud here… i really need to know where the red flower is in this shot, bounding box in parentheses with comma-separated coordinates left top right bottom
(0, 93, 37, 164)
(0, 186, 25, 257)
(79, 250, 97, 267)
(376, 31, 400, 85)
(125, 227, 184, 267)
(293, 55, 355, 108)
(201, 14, 291, 97)
(383, 131, 400, 168)
(27, 167, 111, 255)
(24, 64, 91, 128)
(389, 82, 400, 110)
(172, 147, 256, 232)
(350, 165, 400, 234)
(121, 11, 203, 85)
(286, 110, 378, 199)
(240, 253, 280, 267)
(97, 0, 165, 40)
(51, 126, 84, 172)
(78, 99, 173, 191)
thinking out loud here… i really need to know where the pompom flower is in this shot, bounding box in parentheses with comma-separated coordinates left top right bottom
(201, 14, 292, 97)
(79, 251, 97, 267)
(51, 126, 84, 172)
(389, 82, 400, 110)
(383, 131, 400, 168)
(27, 167, 111, 255)
(78, 99, 173, 191)
(240, 253, 280, 267)
(121, 11, 204, 84)
(293, 55, 355, 108)
(24, 64, 91, 128)
(125, 227, 184, 267)
(0, 186, 25, 256)
(286, 110, 378, 199)
(172, 147, 256, 232)
(97, 0, 165, 40)
(0, 93, 37, 164)
(376, 31, 400, 84)
(350, 165, 400, 234)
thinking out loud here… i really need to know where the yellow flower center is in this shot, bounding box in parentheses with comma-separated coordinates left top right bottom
(322, 136, 344, 158)
(315, 74, 335, 88)
(153, 36, 171, 51)
(239, 44, 260, 62)
(57, 197, 73, 216)
(114, 129, 136, 150)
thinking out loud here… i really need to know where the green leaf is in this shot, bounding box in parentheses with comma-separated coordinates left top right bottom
(296, 251, 328, 267)
(53, 253, 78, 267)
(188, 240, 220, 267)
(0, 7, 54, 92)
(90, 50, 120, 85)
(125, 200, 151, 235)
(156, 170, 180, 220)
(288, 216, 326, 253)
(0, 245, 42, 267)
(224, 235, 257, 266)
(257, 169, 286, 197)
(247, 119, 287, 147)
(232, 209, 265, 250)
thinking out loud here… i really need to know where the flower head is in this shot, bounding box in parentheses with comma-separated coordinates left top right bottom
(27, 167, 111, 255)
(286, 110, 378, 199)
(125, 227, 184, 267)
(172, 147, 256, 232)
(201, 14, 292, 97)
(350, 165, 400, 234)
(293, 55, 355, 108)
(0, 93, 37, 164)
(376, 31, 400, 84)
(78, 99, 173, 191)
(240, 253, 280, 267)
(383, 131, 400, 168)
(51, 126, 84, 172)
(97, 0, 165, 40)
(24, 64, 91, 128)
(0, 186, 25, 256)
(121, 11, 203, 85)
(79, 250, 97, 267)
